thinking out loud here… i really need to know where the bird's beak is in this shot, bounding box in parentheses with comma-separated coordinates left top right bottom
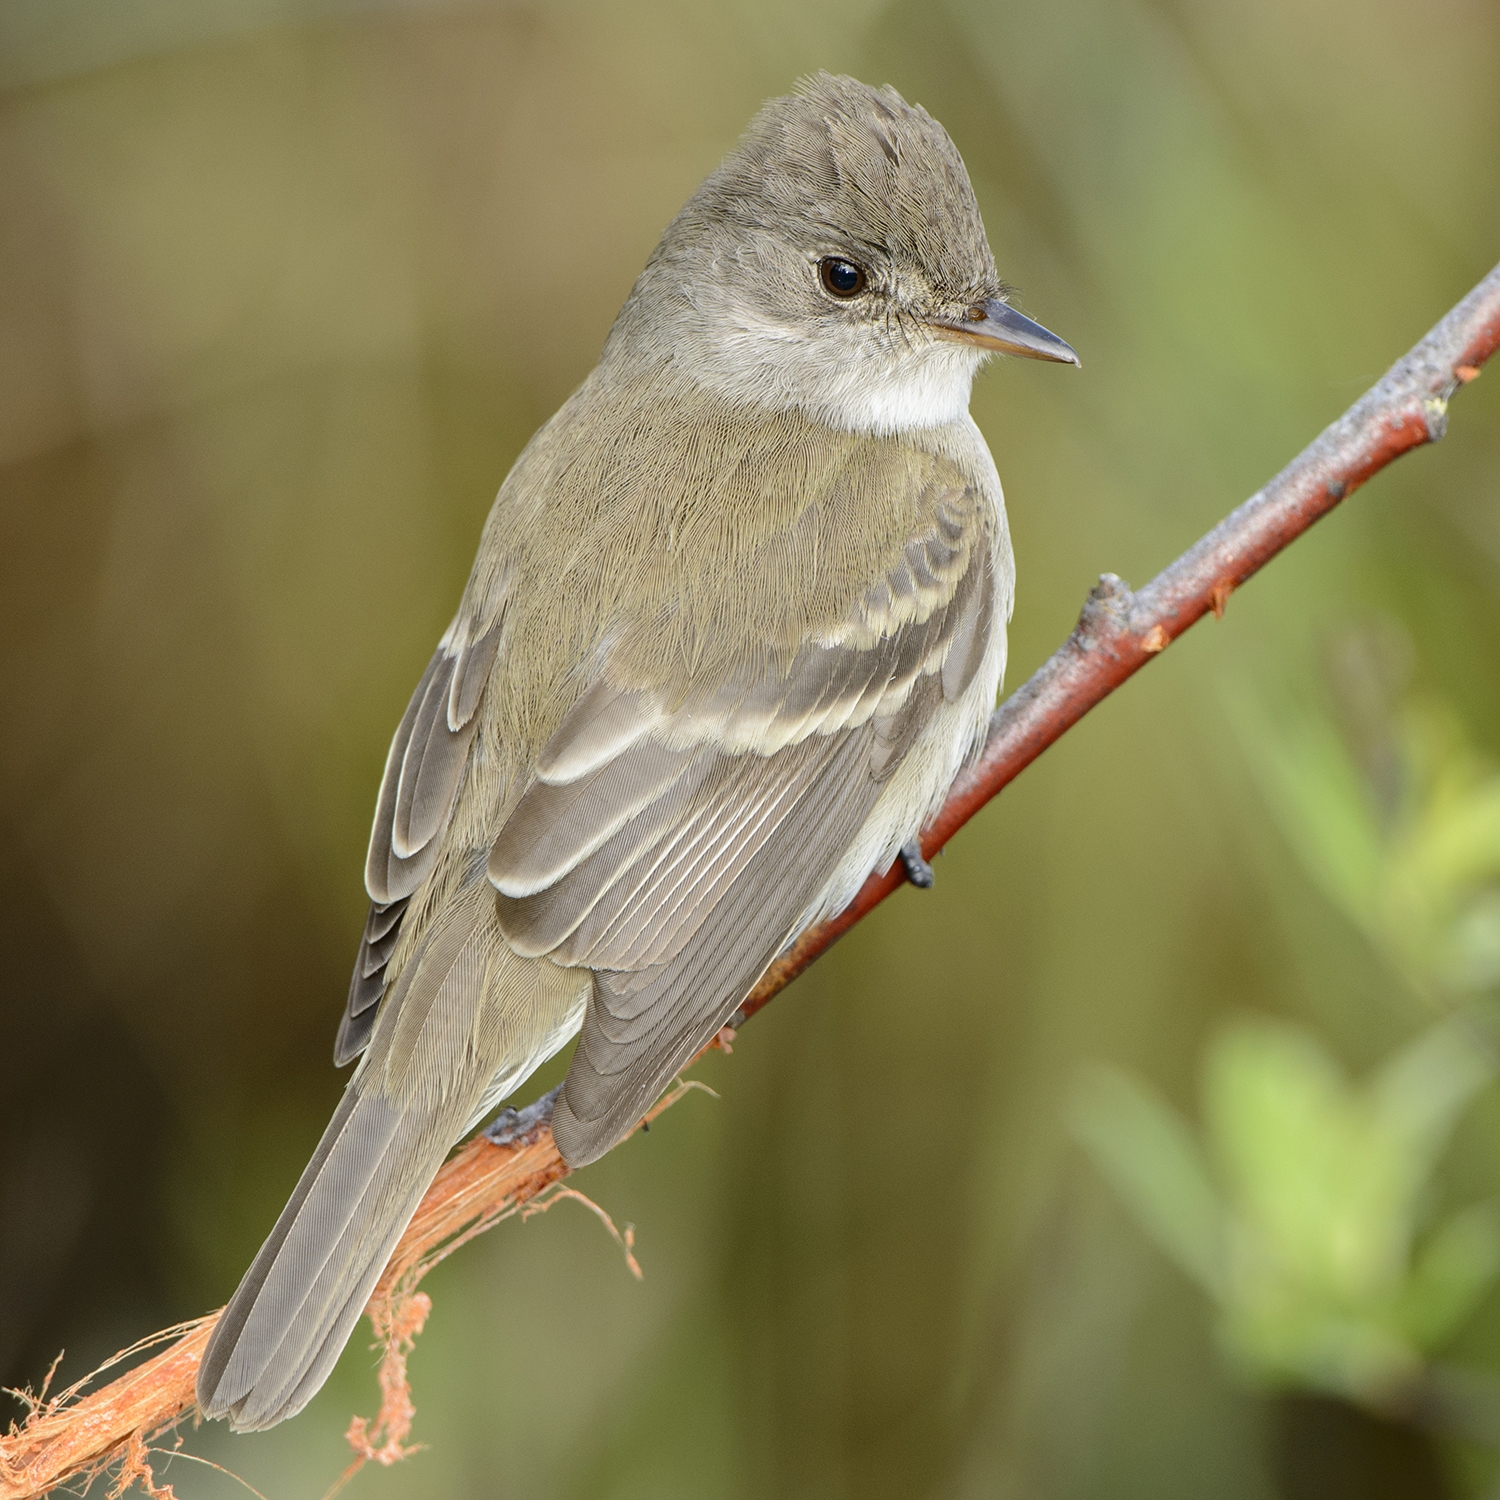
(928, 298, 1080, 366)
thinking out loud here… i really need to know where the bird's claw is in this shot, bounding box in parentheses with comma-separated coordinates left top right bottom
(484, 1083, 563, 1146)
(900, 839, 934, 888)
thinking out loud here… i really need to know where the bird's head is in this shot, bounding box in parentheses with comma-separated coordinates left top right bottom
(608, 72, 1077, 435)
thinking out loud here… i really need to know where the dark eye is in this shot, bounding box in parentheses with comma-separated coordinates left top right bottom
(819, 257, 867, 298)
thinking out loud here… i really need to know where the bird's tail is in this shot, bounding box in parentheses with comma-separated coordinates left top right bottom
(196, 882, 588, 1431)
(195, 1082, 441, 1430)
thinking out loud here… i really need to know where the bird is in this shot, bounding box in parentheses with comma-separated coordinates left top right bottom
(196, 70, 1077, 1432)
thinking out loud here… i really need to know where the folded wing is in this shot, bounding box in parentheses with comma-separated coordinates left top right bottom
(335, 607, 504, 1066)
(488, 487, 996, 1164)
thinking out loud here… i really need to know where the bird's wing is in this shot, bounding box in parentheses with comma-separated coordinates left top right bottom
(487, 484, 997, 1164)
(334, 607, 504, 1066)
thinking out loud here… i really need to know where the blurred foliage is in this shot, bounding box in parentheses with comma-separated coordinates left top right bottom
(1077, 658, 1500, 1479)
(1, 1, 1498, 1498)
(1236, 641, 1500, 1004)
(1074, 1018, 1500, 1407)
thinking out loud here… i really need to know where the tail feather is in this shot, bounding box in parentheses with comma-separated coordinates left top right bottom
(278, 1257, 393, 1426)
(197, 882, 591, 1430)
(198, 1088, 424, 1429)
(196, 1085, 364, 1410)
(237, 1107, 447, 1427)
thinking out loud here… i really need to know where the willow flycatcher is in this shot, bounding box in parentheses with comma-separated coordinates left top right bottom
(198, 70, 1077, 1431)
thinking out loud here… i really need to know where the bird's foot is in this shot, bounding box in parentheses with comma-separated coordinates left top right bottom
(484, 1083, 563, 1147)
(900, 839, 934, 888)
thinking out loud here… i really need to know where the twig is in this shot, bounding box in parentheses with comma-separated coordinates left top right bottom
(2, 259, 1497, 1500)
(741, 260, 1500, 1021)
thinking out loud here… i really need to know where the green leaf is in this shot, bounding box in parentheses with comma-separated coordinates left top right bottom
(1446, 894, 1500, 993)
(1078, 1020, 1499, 1405)
(1371, 1015, 1495, 1182)
(1069, 1064, 1225, 1298)
(1232, 691, 1500, 1000)
(1219, 1302, 1423, 1403)
(1399, 1204, 1500, 1349)
(1230, 696, 1383, 936)
(1203, 1022, 1399, 1298)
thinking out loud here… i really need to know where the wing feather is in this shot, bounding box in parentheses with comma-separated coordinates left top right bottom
(553, 723, 885, 1163)
(534, 680, 658, 782)
(339, 607, 506, 1066)
(489, 739, 698, 898)
(494, 753, 715, 959)
(365, 650, 443, 904)
(488, 491, 999, 1163)
(942, 540, 994, 702)
(447, 615, 503, 730)
(394, 656, 464, 859)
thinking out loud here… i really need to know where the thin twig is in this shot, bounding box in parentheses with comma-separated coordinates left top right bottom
(2, 260, 1497, 1500)
(738, 260, 1500, 1022)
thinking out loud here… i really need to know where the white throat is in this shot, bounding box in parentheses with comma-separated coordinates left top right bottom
(692, 323, 986, 437)
(806, 342, 986, 435)
(615, 295, 989, 438)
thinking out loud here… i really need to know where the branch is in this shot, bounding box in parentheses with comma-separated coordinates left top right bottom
(4, 261, 1498, 1500)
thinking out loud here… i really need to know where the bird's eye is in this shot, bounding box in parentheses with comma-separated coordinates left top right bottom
(819, 257, 867, 298)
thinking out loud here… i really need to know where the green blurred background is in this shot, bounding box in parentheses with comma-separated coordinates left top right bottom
(2, 1, 1499, 1495)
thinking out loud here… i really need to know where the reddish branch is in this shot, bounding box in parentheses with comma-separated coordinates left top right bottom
(3, 260, 1498, 1500)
